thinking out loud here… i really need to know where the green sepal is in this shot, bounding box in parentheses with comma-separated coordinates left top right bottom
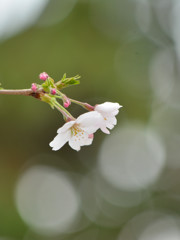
(41, 94, 55, 109)
(41, 77, 55, 93)
(56, 74, 80, 90)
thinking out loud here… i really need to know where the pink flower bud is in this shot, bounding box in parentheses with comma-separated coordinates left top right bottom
(39, 72, 49, 81)
(51, 88, 56, 95)
(31, 83, 37, 92)
(64, 98, 71, 108)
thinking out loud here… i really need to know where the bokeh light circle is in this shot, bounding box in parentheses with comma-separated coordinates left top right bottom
(135, 0, 152, 34)
(98, 123, 166, 191)
(0, 0, 48, 41)
(37, 0, 77, 27)
(89, 0, 138, 41)
(149, 48, 176, 103)
(80, 173, 138, 228)
(118, 210, 180, 240)
(139, 217, 180, 240)
(95, 173, 150, 208)
(15, 165, 80, 235)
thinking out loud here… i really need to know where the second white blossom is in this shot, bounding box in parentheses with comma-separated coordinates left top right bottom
(94, 102, 122, 134)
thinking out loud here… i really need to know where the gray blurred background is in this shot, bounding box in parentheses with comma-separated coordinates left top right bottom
(1, 0, 180, 239)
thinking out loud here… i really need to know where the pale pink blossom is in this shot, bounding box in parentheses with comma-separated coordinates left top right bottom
(94, 102, 122, 134)
(49, 111, 103, 151)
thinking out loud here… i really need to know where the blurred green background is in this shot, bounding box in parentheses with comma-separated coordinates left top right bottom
(1, 0, 180, 239)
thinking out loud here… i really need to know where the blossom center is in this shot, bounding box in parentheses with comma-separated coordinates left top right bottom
(71, 124, 85, 140)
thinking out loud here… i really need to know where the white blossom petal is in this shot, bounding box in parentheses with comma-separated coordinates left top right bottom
(104, 116, 117, 129)
(94, 102, 122, 134)
(49, 130, 71, 151)
(112, 109, 120, 116)
(95, 102, 121, 114)
(106, 122, 114, 130)
(57, 121, 75, 134)
(109, 116, 117, 125)
(76, 111, 103, 134)
(68, 140, 81, 151)
(69, 130, 93, 151)
(101, 126, 110, 134)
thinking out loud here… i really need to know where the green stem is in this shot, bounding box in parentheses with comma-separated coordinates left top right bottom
(54, 101, 75, 121)
(54, 92, 94, 111)
(70, 99, 94, 111)
(56, 90, 64, 97)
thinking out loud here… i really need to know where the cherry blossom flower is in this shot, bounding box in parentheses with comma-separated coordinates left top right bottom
(49, 111, 103, 151)
(94, 102, 122, 134)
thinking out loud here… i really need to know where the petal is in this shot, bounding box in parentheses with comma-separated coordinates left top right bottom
(106, 122, 114, 130)
(69, 131, 93, 151)
(111, 106, 122, 116)
(95, 102, 121, 114)
(57, 121, 75, 134)
(76, 111, 103, 134)
(100, 126, 110, 134)
(109, 116, 117, 125)
(69, 141, 81, 151)
(103, 116, 117, 130)
(88, 133, 94, 139)
(49, 130, 71, 151)
(112, 109, 119, 116)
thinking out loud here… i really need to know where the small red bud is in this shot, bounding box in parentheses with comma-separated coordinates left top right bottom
(51, 88, 56, 95)
(39, 72, 49, 81)
(63, 99, 71, 108)
(31, 83, 37, 92)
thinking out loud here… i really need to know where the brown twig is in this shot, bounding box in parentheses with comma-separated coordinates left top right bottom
(0, 88, 44, 99)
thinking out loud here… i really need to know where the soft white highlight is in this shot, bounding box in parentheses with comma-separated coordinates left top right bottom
(0, 0, 48, 41)
(15, 165, 80, 235)
(98, 123, 166, 191)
